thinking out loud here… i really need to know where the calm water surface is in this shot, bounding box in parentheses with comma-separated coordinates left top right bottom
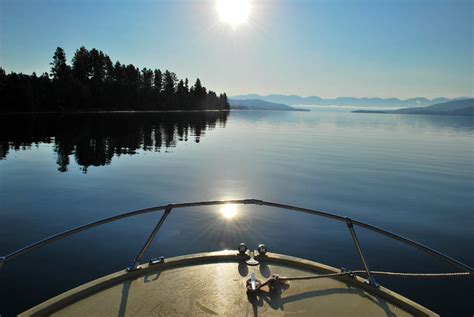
(0, 110, 473, 316)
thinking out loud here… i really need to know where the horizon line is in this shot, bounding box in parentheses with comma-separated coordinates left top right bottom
(230, 94, 473, 100)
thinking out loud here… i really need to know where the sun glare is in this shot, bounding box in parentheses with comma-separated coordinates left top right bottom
(217, 0, 251, 28)
(221, 204, 238, 220)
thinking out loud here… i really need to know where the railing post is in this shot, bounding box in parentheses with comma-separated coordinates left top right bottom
(0, 256, 5, 270)
(127, 205, 173, 272)
(346, 218, 379, 287)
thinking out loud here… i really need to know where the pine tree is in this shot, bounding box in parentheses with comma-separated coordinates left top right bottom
(72, 46, 91, 82)
(153, 69, 163, 92)
(192, 78, 207, 109)
(141, 68, 153, 89)
(50, 47, 70, 81)
(89, 49, 106, 84)
(163, 70, 177, 96)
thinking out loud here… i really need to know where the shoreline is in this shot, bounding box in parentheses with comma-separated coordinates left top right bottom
(0, 108, 311, 115)
(0, 109, 231, 115)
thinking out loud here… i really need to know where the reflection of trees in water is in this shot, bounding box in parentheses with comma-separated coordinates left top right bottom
(0, 111, 229, 172)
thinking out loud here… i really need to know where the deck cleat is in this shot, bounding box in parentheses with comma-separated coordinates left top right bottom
(341, 267, 356, 278)
(245, 251, 259, 266)
(149, 256, 165, 265)
(246, 273, 262, 293)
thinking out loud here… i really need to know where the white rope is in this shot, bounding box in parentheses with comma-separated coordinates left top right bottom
(356, 270, 473, 278)
(258, 270, 473, 289)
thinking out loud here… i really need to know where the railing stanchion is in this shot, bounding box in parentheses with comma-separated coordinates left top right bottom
(346, 218, 379, 287)
(127, 205, 173, 271)
(0, 256, 5, 270)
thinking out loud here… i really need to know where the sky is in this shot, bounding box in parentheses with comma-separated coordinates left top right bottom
(0, 0, 472, 99)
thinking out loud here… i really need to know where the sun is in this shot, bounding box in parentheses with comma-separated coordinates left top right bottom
(216, 0, 251, 28)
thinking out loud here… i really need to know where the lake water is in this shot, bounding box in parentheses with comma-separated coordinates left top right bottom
(0, 110, 473, 316)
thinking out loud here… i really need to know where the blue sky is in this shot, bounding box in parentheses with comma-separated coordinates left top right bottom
(1, 0, 472, 98)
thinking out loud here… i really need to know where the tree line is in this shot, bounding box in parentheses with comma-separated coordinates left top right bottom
(0, 47, 230, 113)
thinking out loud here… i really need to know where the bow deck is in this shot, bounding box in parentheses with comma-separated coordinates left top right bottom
(20, 251, 437, 316)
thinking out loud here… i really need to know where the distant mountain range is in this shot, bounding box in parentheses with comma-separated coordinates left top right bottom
(352, 99, 474, 116)
(231, 94, 469, 108)
(228, 98, 308, 111)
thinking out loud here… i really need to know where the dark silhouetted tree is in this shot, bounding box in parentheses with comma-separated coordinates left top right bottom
(0, 46, 230, 113)
(142, 68, 153, 89)
(72, 46, 91, 83)
(50, 47, 70, 81)
(153, 69, 162, 92)
(191, 78, 207, 109)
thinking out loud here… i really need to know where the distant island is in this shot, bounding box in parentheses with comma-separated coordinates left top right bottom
(232, 94, 468, 108)
(229, 98, 309, 111)
(352, 99, 474, 116)
(0, 47, 230, 113)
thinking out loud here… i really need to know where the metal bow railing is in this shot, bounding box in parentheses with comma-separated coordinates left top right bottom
(1, 199, 472, 287)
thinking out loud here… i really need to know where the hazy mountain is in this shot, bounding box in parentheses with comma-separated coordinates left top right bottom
(231, 94, 466, 108)
(229, 99, 309, 111)
(352, 99, 474, 116)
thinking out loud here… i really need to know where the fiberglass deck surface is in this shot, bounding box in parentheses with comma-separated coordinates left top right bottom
(50, 262, 414, 316)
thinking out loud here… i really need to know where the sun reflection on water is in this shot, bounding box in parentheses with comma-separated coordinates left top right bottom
(221, 204, 238, 220)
